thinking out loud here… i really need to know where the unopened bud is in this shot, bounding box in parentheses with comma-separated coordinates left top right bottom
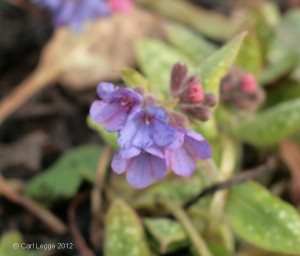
(187, 84, 204, 103)
(203, 93, 217, 107)
(241, 74, 257, 94)
(169, 111, 189, 127)
(181, 104, 211, 122)
(170, 62, 188, 96)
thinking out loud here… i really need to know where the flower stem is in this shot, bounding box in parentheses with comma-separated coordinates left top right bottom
(159, 199, 212, 256)
(208, 137, 237, 231)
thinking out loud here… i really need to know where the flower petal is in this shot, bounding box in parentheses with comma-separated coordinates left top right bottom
(118, 114, 152, 149)
(185, 133, 212, 160)
(152, 119, 176, 147)
(111, 152, 129, 174)
(126, 153, 153, 189)
(119, 147, 141, 159)
(165, 147, 196, 176)
(96, 82, 115, 99)
(89, 101, 119, 123)
(104, 108, 128, 132)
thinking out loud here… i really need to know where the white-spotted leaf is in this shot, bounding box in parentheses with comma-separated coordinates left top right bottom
(226, 181, 300, 255)
(104, 199, 152, 256)
(197, 32, 247, 97)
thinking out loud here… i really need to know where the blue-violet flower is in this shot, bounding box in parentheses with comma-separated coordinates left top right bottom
(90, 82, 142, 132)
(165, 128, 212, 176)
(33, 0, 111, 30)
(112, 145, 167, 188)
(117, 106, 176, 149)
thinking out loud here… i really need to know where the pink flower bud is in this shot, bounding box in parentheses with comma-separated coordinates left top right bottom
(241, 74, 257, 94)
(186, 84, 204, 103)
(108, 0, 134, 13)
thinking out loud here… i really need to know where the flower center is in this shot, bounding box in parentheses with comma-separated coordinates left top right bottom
(120, 96, 135, 108)
(141, 113, 154, 125)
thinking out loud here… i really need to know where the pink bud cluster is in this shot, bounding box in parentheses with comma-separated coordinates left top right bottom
(170, 63, 217, 121)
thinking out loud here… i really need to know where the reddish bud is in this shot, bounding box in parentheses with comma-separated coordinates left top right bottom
(169, 111, 189, 127)
(241, 74, 257, 94)
(187, 84, 204, 103)
(203, 93, 217, 107)
(170, 62, 188, 96)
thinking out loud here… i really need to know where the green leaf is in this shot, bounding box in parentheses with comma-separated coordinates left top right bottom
(197, 32, 247, 97)
(225, 181, 300, 255)
(87, 116, 118, 150)
(104, 199, 152, 256)
(235, 33, 262, 77)
(136, 39, 195, 97)
(144, 218, 188, 254)
(260, 38, 298, 85)
(120, 68, 152, 92)
(191, 240, 230, 256)
(264, 79, 300, 108)
(277, 10, 300, 56)
(26, 145, 101, 205)
(234, 98, 300, 146)
(165, 22, 216, 64)
(138, 0, 239, 41)
(132, 172, 205, 212)
(0, 232, 40, 256)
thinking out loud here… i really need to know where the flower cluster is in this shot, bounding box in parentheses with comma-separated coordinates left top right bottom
(220, 68, 265, 110)
(90, 82, 212, 188)
(33, 0, 134, 30)
(170, 63, 217, 121)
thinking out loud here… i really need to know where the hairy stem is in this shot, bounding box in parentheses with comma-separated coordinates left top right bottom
(159, 199, 212, 256)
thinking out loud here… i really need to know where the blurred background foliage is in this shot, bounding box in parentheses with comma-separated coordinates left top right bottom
(1, 0, 300, 256)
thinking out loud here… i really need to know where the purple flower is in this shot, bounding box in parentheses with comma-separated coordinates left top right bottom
(33, 0, 111, 30)
(117, 106, 176, 149)
(165, 128, 212, 176)
(112, 146, 167, 188)
(90, 83, 142, 132)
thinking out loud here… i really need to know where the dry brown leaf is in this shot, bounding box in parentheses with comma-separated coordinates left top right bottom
(0, 131, 48, 170)
(279, 140, 300, 204)
(41, 9, 164, 90)
(0, 8, 164, 123)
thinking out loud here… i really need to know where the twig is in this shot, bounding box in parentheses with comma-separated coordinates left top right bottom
(68, 193, 95, 256)
(183, 157, 277, 209)
(159, 199, 212, 256)
(0, 174, 67, 234)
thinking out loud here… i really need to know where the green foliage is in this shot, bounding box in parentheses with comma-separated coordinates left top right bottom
(165, 22, 216, 64)
(197, 32, 247, 97)
(235, 33, 262, 77)
(234, 98, 300, 146)
(264, 80, 300, 107)
(260, 38, 298, 85)
(277, 10, 300, 56)
(226, 182, 300, 255)
(0, 232, 40, 256)
(132, 172, 205, 211)
(144, 218, 189, 254)
(104, 199, 152, 256)
(120, 68, 153, 92)
(26, 145, 101, 205)
(136, 39, 195, 97)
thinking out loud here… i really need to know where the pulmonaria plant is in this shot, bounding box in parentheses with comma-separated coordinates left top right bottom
(33, 0, 134, 30)
(90, 65, 214, 188)
(220, 68, 265, 110)
(170, 63, 217, 121)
